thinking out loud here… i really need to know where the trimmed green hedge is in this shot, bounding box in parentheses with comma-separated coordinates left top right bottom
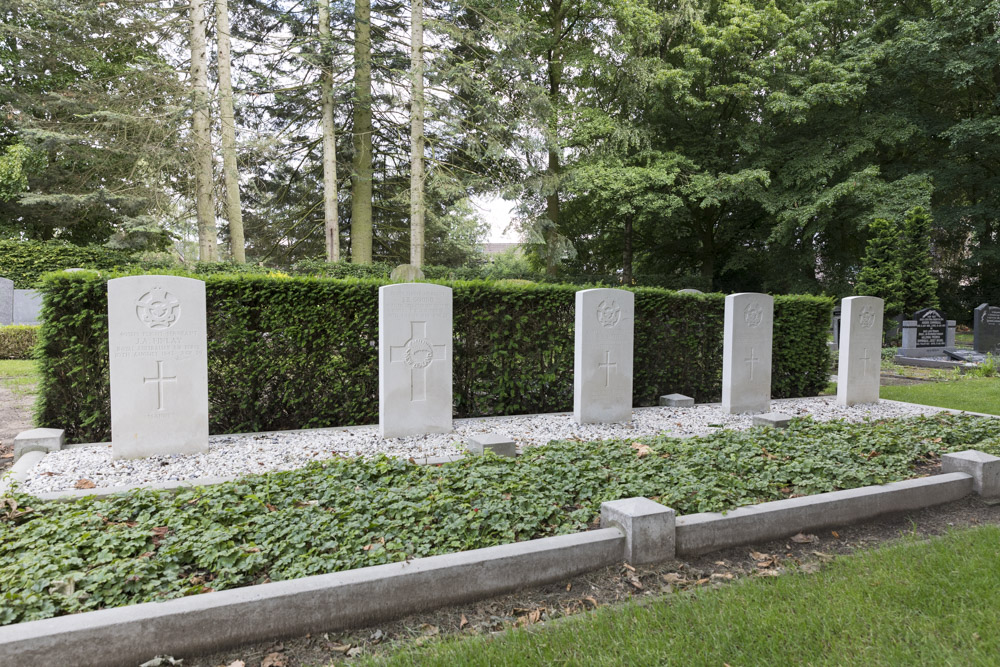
(35, 272, 833, 443)
(0, 240, 140, 288)
(0, 325, 38, 359)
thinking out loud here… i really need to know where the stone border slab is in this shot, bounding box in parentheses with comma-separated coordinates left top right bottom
(0, 528, 626, 667)
(675, 473, 973, 556)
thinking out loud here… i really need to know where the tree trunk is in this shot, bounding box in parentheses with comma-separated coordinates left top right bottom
(216, 0, 245, 263)
(409, 0, 425, 267)
(350, 0, 373, 264)
(543, 0, 565, 276)
(318, 0, 340, 262)
(698, 222, 714, 287)
(190, 0, 216, 261)
(623, 215, 633, 285)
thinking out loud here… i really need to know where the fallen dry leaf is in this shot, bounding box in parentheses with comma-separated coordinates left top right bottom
(791, 533, 819, 544)
(627, 574, 644, 590)
(419, 623, 439, 637)
(812, 551, 835, 563)
(565, 582, 572, 592)
(346, 647, 363, 657)
(74, 479, 96, 489)
(0, 452, 12, 459)
(260, 652, 288, 667)
(831, 531, 840, 539)
(225, 661, 246, 667)
(662, 573, 685, 585)
(459, 614, 468, 630)
(756, 569, 780, 577)
(583, 596, 599, 609)
(630, 442, 651, 458)
(328, 642, 352, 653)
(710, 572, 734, 581)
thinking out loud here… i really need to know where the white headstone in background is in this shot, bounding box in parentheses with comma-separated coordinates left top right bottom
(837, 296, 883, 406)
(0, 277, 13, 325)
(722, 292, 773, 414)
(13, 289, 42, 325)
(379, 283, 453, 438)
(108, 276, 209, 459)
(573, 288, 634, 424)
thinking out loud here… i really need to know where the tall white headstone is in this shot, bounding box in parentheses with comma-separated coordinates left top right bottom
(379, 283, 453, 438)
(837, 296, 883, 406)
(722, 292, 773, 414)
(574, 288, 634, 424)
(0, 277, 13, 325)
(108, 276, 209, 459)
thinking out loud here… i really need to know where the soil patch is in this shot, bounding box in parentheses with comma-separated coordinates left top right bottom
(0, 381, 34, 476)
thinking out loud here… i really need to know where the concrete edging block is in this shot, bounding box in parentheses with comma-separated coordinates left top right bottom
(0, 529, 625, 667)
(942, 450, 1000, 499)
(600, 497, 676, 563)
(0, 450, 46, 496)
(752, 412, 794, 428)
(659, 394, 694, 408)
(466, 433, 517, 457)
(675, 473, 973, 556)
(13, 428, 65, 462)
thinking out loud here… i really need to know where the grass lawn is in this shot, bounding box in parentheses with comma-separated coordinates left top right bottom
(0, 359, 39, 398)
(881, 377, 1000, 415)
(371, 525, 1000, 666)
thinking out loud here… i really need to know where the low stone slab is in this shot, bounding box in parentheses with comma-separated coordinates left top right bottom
(13, 428, 65, 462)
(466, 433, 517, 457)
(659, 393, 694, 407)
(601, 497, 676, 564)
(942, 450, 1000, 500)
(752, 413, 794, 428)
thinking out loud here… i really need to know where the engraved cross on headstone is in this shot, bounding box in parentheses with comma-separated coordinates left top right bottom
(389, 321, 447, 401)
(599, 349, 618, 387)
(143, 360, 177, 411)
(860, 347, 873, 377)
(745, 347, 760, 381)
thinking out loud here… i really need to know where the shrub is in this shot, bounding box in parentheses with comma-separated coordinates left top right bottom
(0, 240, 139, 288)
(0, 325, 38, 359)
(35, 272, 833, 443)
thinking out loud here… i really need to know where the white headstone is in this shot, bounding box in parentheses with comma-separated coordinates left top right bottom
(108, 276, 209, 459)
(836, 296, 883, 406)
(0, 277, 13, 325)
(722, 292, 773, 414)
(13, 289, 42, 325)
(379, 283, 453, 438)
(573, 288, 634, 424)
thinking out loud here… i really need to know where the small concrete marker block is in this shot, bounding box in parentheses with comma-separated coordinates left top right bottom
(600, 497, 676, 564)
(466, 433, 517, 457)
(13, 428, 65, 462)
(942, 450, 1000, 499)
(752, 412, 794, 428)
(659, 393, 694, 407)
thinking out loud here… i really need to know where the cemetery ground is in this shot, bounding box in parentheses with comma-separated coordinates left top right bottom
(0, 359, 37, 475)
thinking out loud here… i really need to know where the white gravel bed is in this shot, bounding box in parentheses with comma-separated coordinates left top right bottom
(18, 398, 941, 495)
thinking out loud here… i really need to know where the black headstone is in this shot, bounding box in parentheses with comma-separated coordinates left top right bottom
(912, 307, 947, 348)
(974, 303, 1000, 354)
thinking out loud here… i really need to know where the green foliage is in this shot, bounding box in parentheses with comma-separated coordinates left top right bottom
(899, 207, 939, 314)
(855, 219, 905, 318)
(2, 413, 998, 626)
(35, 272, 831, 443)
(0, 240, 138, 288)
(0, 326, 39, 360)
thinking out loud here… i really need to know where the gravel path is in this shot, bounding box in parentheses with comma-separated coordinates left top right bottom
(18, 398, 940, 495)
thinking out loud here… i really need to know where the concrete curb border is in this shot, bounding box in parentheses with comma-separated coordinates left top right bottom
(3, 454, 997, 667)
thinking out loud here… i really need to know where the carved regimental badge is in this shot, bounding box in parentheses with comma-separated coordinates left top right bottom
(596, 299, 622, 328)
(743, 302, 764, 328)
(135, 289, 180, 329)
(858, 305, 877, 329)
(404, 339, 435, 369)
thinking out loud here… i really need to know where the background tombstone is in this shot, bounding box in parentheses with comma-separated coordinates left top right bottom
(108, 275, 209, 459)
(0, 277, 12, 325)
(13, 289, 42, 325)
(831, 305, 842, 349)
(574, 288, 634, 424)
(974, 303, 1000, 354)
(837, 296, 883, 406)
(899, 307, 955, 357)
(379, 283, 452, 438)
(722, 292, 773, 414)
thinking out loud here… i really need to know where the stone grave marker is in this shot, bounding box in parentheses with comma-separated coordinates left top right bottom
(974, 303, 1000, 354)
(0, 277, 12, 325)
(574, 288, 634, 424)
(722, 292, 773, 414)
(379, 283, 453, 438)
(13, 289, 42, 325)
(837, 296, 883, 406)
(899, 307, 955, 357)
(108, 276, 209, 459)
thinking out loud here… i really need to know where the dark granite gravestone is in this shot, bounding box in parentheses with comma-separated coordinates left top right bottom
(912, 307, 947, 348)
(974, 303, 1000, 354)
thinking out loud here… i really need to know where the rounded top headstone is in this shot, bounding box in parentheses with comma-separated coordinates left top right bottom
(390, 264, 425, 283)
(677, 288, 703, 295)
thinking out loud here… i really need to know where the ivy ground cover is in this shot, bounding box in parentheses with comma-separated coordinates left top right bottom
(3, 414, 1000, 626)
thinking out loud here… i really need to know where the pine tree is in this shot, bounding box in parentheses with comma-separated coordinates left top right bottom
(899, 206, 939, 314)
(855, 218, 905, 319)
